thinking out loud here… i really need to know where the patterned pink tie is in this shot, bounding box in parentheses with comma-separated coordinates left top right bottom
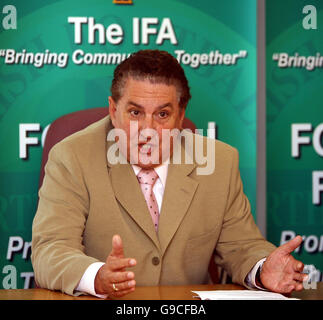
(137, 169, 159, 232)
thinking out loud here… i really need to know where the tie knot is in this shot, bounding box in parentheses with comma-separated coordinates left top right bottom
(137, 169, 158, 186)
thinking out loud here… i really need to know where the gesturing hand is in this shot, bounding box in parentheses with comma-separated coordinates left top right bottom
(260, 235, 308, 293)
(94, 234, 137, 297)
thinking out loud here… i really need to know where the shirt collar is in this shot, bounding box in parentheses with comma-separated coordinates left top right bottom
(132, 160, 169, 188)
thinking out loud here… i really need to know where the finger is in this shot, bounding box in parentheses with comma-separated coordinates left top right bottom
(111, 279, 136, 292)
(111, 287, 135, 298)
(280, 279, 305, 293)
(293, 272, 308, 282)
(295, 283, 304, 291)
(279, 235, 303, 255)
(110, 271, 135, 284)
(296, 261, 304, 272)
(280, 280, 298, 293)
(110, 235, 124, 258)
(109, 257, 137, 271)
(285, 284, 295, 293)
(289, 257, 304, 273)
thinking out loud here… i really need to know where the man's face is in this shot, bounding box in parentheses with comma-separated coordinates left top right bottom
(109, 77, 185, 168)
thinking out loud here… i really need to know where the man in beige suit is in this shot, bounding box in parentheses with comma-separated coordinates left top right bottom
(32, 50, 307, 298)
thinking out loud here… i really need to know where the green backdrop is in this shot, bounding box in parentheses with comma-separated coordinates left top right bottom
(266, 0, 323, 282)
(0, 0, 257, 289)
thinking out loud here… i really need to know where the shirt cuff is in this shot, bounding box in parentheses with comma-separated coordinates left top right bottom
(245, 258, 267, 290)
(75, 262, 108, 299)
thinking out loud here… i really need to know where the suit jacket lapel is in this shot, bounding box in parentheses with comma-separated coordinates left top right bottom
(158, 137, 199, 256)
(105, 121, 198, 254)
(106, 136, 160, 251)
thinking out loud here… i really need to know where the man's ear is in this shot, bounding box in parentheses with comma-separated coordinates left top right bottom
(178, 107, 186, 129)
(108, 96, 117, 125)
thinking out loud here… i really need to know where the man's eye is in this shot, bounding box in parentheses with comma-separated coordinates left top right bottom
(130, 110, 140, 117)
(159, 111, 169, 119)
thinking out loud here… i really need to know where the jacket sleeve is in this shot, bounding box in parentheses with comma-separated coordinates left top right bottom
(31, 141, 99, 296)
(214, 147, 276, 287)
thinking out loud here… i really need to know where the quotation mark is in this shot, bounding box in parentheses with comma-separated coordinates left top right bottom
(272, 53, 279, 60)
(239, 50, 247, 58)
(0, 49, 6, 57)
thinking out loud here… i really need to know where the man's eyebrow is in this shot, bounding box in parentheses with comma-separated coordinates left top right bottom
(127, 101, 144, 109)
(156, 102, 173, 110)
(127, 101, 173, 109)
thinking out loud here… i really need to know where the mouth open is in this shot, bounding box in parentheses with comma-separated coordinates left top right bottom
(138, 142, 154, 155)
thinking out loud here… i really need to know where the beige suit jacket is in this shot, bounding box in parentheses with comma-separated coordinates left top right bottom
(31, 115, 276, 296)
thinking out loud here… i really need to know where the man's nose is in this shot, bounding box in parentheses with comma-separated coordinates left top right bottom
(139, 115, 157, 141)
(140, 114, 154, 129)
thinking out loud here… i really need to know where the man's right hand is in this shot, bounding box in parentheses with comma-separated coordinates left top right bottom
(94, 234, 137, 297)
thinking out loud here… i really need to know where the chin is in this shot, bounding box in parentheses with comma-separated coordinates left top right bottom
(136, 164, 157, 170)
(136, 156, 162, 169)
(128, 147, 162, 168)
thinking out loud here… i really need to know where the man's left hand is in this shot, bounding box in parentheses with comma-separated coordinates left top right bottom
(260, 235, 308, 293)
